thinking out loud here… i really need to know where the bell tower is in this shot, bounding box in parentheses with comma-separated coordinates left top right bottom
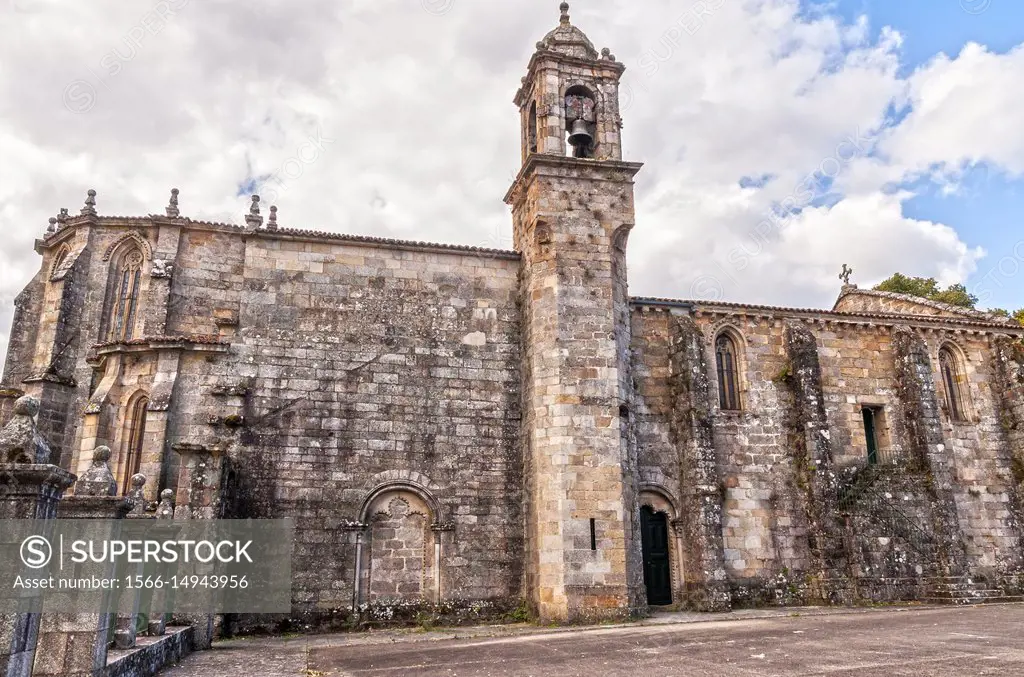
(505, 3, 645, 622)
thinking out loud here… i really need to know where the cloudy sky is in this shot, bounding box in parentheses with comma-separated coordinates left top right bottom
(1, 0, 1022, 371)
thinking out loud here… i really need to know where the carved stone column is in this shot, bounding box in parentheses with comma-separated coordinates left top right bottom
(668, 316, 730, 611)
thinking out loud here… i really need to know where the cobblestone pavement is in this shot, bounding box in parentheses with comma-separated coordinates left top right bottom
(161, 604, 1024, 676)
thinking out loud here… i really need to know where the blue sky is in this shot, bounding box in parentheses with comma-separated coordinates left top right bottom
(818, 0, 1024, 311)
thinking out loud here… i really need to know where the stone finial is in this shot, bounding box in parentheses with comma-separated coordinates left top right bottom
(46, 217, 57, 235)
(80, 189, 97, 217)
(560, 1, 570, 24)
(0, 395, 51, 464)
(839, 263, 854, 286)
(156, 488, 175, 519)
(128, 473, 147, 514)
(166, 188, 180, 218)
(75, 446, 117, 497)
(267, 205, 278, 231)
(13, 396, 39, 418)
(57, 208, 69, 227)
(245, 194, 263, 230)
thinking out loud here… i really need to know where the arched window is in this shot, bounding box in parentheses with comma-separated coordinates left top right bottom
(939, 346, 969, 423)
(108, 248, 144, 341)
(528, 100, 538, 154)
(715, 332, 742, 411)
(120, 395, 149, 494)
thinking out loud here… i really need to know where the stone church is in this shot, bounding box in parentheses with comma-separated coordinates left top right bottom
(3, 3, 1024, 623)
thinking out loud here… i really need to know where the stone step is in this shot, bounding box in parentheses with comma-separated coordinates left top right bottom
(922, 595, 1024, 605)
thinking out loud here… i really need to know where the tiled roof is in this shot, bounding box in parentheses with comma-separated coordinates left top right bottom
(631, 296, 1024, 331)
(41, 215, 519, 259)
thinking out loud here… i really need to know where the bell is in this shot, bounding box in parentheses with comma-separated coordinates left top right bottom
(568, 118, 593, 149)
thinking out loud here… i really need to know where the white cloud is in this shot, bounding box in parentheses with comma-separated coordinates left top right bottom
(0, 0, 1021, 373)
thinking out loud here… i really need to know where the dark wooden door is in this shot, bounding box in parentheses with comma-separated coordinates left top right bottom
(641, 506, 673, 605)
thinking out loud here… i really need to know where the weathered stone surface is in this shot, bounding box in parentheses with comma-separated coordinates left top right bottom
(0, 395, 51, 463)
(0, 4, 1022, 634)
(74, 444, 117, 496)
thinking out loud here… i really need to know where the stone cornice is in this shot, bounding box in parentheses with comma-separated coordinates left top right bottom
(36, 216, 518, 261)
(504, 154, 644, 204)
(513, 51, 626, 107)
(90, 335, 230, 360)
(631, 297, 1024, 335)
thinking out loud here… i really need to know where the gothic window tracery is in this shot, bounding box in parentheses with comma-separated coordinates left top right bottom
(109, 248, 144, 341)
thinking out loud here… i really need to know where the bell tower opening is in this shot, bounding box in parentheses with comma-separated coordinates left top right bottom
(565, 85, 596, 158)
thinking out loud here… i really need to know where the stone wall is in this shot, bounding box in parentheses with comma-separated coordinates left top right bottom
(5, 218, 526, 624)
(164, 231, 525, 615)
(631, 301, 1024, 605)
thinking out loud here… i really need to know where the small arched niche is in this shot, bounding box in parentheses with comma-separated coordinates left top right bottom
(361, 487, 437, 603)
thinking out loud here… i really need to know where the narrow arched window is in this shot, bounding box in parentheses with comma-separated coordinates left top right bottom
(715, 333, 741, 411)
(939, 347, 969, 423)
(109, 248, 144, 341)
(528, 100, 538, 154)
(120, 396, 148, 495)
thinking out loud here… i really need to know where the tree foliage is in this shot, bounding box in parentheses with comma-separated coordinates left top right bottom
(991, 308, 1024, 326)
(873, 273, 978, 309)
(874, 273, 1022, 324)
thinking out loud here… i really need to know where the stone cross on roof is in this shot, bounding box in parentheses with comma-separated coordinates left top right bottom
(839, 264, 854, 286)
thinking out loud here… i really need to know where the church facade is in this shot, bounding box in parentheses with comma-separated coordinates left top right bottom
(3, 4, 1024, 623)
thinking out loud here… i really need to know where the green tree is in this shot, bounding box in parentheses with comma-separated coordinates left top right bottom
(991, 308, 1024, 326)
(873, 273, 978, 309)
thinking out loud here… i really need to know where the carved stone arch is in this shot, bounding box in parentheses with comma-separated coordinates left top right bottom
(117, 389, 150, 494)
(935, 335, 970, 363)
(639, 483, 679, 517)
(357, 479, 445, 605)
(358, 473, 445, 524)
(48, 243, 72, 280)
(936, 338, 975, 422)
(559, 80, 606, 109)
(102, 231, 153, 262)
(611, 223, 632, 253)
(706, 318, 747, 348)
(710, 322, 748, 412)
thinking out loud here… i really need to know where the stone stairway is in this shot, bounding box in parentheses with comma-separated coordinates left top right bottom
(924, 577, 1024, 605)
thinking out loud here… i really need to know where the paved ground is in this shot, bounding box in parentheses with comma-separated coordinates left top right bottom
(161, 604, 1024, 676)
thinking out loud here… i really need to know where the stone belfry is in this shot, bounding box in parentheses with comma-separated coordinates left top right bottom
(505, 2, 645, 621)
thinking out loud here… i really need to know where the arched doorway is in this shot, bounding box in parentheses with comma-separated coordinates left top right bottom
(641, 505, 673, 605)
